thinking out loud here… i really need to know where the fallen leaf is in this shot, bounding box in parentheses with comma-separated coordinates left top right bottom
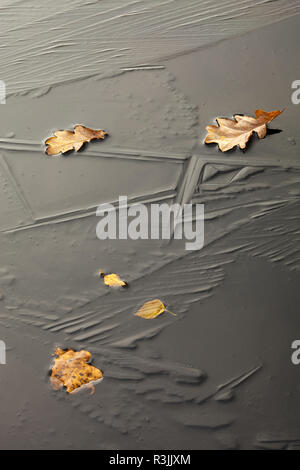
(135, 299, 176, 319)
(99, 269, 127, 287)
(45, 125, 107, 156)
(205, 109, 283, 152)
(50, 348, 103, 394)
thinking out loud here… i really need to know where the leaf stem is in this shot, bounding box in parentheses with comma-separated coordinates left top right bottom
(165, 309, 177, 317)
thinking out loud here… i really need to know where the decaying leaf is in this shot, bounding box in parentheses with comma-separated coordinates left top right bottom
(205, 109, 283, 152)
(45, 125, 107, 156)
(99, 270, 127, 287)
(50, 348, 103, 394)
(135, 299, 176, 319)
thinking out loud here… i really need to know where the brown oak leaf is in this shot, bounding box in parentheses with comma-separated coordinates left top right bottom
(45, 125, 107, 156)
(205, 109, 283, 152)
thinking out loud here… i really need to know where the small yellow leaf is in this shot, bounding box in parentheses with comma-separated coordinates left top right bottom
(99, 270, 127, 287)
(135, 299, 176, 319)
(45, 125, 107, 156)
(50, 348, 103, 394)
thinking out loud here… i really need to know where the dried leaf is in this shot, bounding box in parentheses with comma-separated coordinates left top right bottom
(45, 125, 107, 156)
(50, 348, 103, 394)
(205, 109, 283, 152)
(135, 299, 176, 319)
(99, 270, 127, 287)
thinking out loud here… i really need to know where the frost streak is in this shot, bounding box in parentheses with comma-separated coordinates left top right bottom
(1, 0, 299, 96)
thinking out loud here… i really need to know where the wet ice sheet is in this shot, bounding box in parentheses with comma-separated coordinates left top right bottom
(0, 2, 300, 451)
(0, 0, 299, 96)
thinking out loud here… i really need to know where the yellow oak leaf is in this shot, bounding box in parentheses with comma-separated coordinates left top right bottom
(50, 348, 103, 394)
(135, 299, 176, 319)
(205, 109, 283, 152)
(45, 125, 107, 156)
(99, 270, 127, 287)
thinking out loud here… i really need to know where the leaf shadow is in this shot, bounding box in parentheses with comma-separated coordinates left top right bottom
(266, 128, 282, 135)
